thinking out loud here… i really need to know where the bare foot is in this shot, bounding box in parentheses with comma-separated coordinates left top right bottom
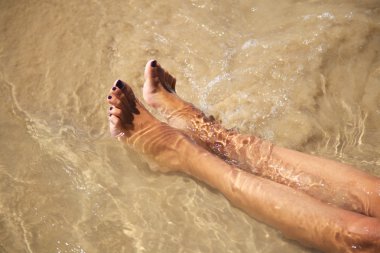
(142, 60, 197, 130)
(142, 60, 258, 164)
(107, 79, 187, 172)
(142, 60, 176, 108)
(142, 60, 232, 150)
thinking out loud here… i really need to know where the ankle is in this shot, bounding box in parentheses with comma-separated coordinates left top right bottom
(163, 100, 197, 128)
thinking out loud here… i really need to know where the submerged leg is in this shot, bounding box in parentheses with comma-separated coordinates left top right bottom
(107, 80, 380, 253)
(142, 60, 380, 218)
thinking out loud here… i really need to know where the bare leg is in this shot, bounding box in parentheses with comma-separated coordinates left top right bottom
(107, 80, 380, 253)
(142, 60, 380, 218)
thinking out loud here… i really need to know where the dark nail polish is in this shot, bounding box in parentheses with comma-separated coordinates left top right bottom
(115, 80, 124, 89)
(109, 113, 112, 117)
(112, 86, 116, 91)
(109, 107, 113, 110)
(151, 60, 157, 67)
(108, 95, 112, 99)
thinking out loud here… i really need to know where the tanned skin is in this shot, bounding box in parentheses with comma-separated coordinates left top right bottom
(107, 70, 380, 252)
(141, 60, 380, 219)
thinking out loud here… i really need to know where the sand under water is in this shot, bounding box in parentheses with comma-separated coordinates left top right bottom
(0, 0, 379, 252)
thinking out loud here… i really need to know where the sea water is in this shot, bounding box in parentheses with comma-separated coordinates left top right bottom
(0, 0, 379, 252)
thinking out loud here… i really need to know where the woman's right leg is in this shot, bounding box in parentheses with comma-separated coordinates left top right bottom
(142, 60, 380, 218)
(107, 79, 380, 253)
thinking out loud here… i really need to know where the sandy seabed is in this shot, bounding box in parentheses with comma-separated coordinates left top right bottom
(0, 0, 379, 252)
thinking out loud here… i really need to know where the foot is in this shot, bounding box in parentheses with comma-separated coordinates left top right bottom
(142, 60, 196, 130)
(107, 79, 186, 172)
(142, 60, 177, 109)
(142, 60, 241, 159)
(142, 59, 219, 128)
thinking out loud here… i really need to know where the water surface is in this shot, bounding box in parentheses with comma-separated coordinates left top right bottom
(0, 0, 379, 252)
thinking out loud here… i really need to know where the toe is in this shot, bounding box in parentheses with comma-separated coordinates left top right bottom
(107, 93, 124, 109)
(144, 60, 161, 94)
(110, 80, 126, 97)
(109, 106, 132, 125)
(144, 60, 159, 80)
(164, 70, 176, 92)
(122, 84, 147, 118)
(144, 60, 175, 93)
(108, 80, 134, 112)
(115, 80, 139, 114)
(108, 114, 124, 137)
(107, 79, 141, 125)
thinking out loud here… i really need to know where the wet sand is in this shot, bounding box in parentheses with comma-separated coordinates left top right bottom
(0, 0, 379, 252)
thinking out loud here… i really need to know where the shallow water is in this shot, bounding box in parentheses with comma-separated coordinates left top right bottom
(0, 0, 379, 252)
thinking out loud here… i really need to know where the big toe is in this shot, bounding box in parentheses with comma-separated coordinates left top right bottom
(144, 59, 158, 80)
(144, 60, 176, 93)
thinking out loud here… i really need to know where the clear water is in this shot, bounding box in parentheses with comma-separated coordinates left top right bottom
(0, 0, 379, 252)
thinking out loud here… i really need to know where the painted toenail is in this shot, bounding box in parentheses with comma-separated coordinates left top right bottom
(151, 60, 157, 67)
(109, 113, 112, 117)
(108, 95, 112, 99)
(112, 86, 116, 91)
(109, 107, 113, 110)
(115, 80, 124, 89)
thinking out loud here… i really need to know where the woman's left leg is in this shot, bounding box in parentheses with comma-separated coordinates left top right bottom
(141, 60, 380, 218)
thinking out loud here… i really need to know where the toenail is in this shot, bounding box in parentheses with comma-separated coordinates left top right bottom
(112, 86, 116, 91)
(108, 95, 112, 99)
(109, 107, 113, 110)
(115, 80, 124, 89)
(151, 60, 157, 67)
(109, 113, 112, 117)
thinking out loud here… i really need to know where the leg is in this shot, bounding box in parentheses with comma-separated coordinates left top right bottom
(107, 80, 380, 253)
(142, 60, 380, 218)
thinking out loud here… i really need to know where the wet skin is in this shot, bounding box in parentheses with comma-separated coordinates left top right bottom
(107, 70, 380, 252)
(141, 60, 380, 219)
